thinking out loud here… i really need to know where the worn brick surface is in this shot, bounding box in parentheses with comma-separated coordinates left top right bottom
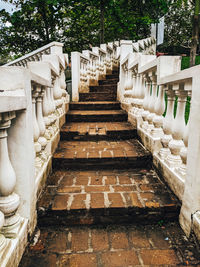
(70, 194, 87, 210)
(38, 169, 180, 214)
(110, 232, 129, 249)
(91, 229, 109, 251)
(71, 229, 89, 252)
(54, 139, 150, 161)
(140, 249, 179, 265)
(20, 223, 200, 266)
(90, 193, 105, 209)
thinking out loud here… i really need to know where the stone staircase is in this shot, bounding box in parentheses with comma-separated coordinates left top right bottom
(37, 70, 180, 227)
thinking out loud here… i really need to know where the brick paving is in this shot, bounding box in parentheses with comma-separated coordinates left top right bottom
(20, 223, 200, 266)
(38, 169, 178, 214)
(54, 139, 150, 160)
(19, 70, 200, 266)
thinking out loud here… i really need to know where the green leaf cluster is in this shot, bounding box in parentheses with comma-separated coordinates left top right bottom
(0, 0, 170, 64)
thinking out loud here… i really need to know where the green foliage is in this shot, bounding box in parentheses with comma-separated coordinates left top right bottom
(181, 55, 200, 70)
(0, 0, 170, 63)
(159, 0, 194, 55)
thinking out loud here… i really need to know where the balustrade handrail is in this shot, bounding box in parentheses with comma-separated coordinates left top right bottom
(5, 41, 63, 66)
(158, 65, 199, 85)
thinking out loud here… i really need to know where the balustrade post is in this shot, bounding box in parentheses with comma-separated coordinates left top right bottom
(36, 86, 48, 162)
(0, 112, 22, 238)
(53, 76, 62, 116)
(32, 86, 43, 173)
(42, 87, 52, 140)
(141, 75, 151, 130)
(47, 85, 57, 134)
(165, 89, 187, 168)
(159, 88, 175, 159)
(60, 69, 67, 113)
(146, 73, 157, 132)
(176, 90, 191, 177)
(151, 85, 165, 138)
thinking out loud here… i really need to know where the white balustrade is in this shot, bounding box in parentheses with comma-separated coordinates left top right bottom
(151, 85, 165, 138)
(141, 74, 152, 130)
(5, 42, 64, 67)
(146, 73, 157, 133)
(159, 88, 175, 159)
(0, 112, 22, 238)
(32, 85, 43, 173)
(165, 88, 188, 168)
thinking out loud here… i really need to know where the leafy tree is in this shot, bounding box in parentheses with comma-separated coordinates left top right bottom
(158, 0, 194, 55)
(0, 0, 170, 64)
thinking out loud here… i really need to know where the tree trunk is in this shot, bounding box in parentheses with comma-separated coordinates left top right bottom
(100, 0, 105, 44)
(190, 0, 200, 67)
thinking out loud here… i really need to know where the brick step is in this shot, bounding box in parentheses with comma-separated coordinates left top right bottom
(112, 70, 119, 74)
(52, 139, 152, 169)
(79, 92, 116, 102)
(37, 168, 180, 227)
(60, 122, 137, 141)
(66, 110, 127, 122)
(89, 85, 117, 93)
(69, 101, 121, 110)
(106, 74, 119, 79)
(99, 78, 119, 85)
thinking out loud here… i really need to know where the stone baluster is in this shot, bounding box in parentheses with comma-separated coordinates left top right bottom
(141, 75, 152, 130)
(151, 85, 165, 138)
(60, 69, 67, 114)
(36, 86, 48, 162)
(165, 88, 188, 168)
(32, 86, 43, 173)
(136, 74, 146, 116)
(80, 61, 84, 84)
(0, 112, 22, 238)
(53, 75, 62, 116)
(134, 72, 144, 116)
(146, 73, 157, 132)
(175, 88, 191, 177)
(125, 68, 133, 91)
(88, 58, 92, 82)
(159, 88, 175, 159)
(123, 64, 128, 91)
(42, 87, 52, 140)
(47, 86, 57, 133)
(176, 117, 189, 178)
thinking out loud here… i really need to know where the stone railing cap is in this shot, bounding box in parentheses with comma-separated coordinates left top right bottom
(5, 41, 63, 66)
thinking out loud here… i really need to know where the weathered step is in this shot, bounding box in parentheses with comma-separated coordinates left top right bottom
(52, 139, 152, 169)
(79, 92, 116, 101)
(60, 122, 137, 141)
(89, 84, 117, 93)
(106, 74, 119, 79)
(37, 168, 180, 227)
(66, 110, 127, 122)
(69, 101, 120, 110)
(99, 78, 119, 85)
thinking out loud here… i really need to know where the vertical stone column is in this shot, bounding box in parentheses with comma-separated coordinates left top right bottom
(0, 112, 23, 238)
(141, 75, 152, 130)
(146, 73, 157, 132)
(32, 86, 43, 173)
(43, 87, 52, 140)
(151, 85, 165, 138)
(159, 88, 175, 159)
(60, 69, 67, 114)
(165, 89, 187, 168)
(36, 86, 48, 162)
